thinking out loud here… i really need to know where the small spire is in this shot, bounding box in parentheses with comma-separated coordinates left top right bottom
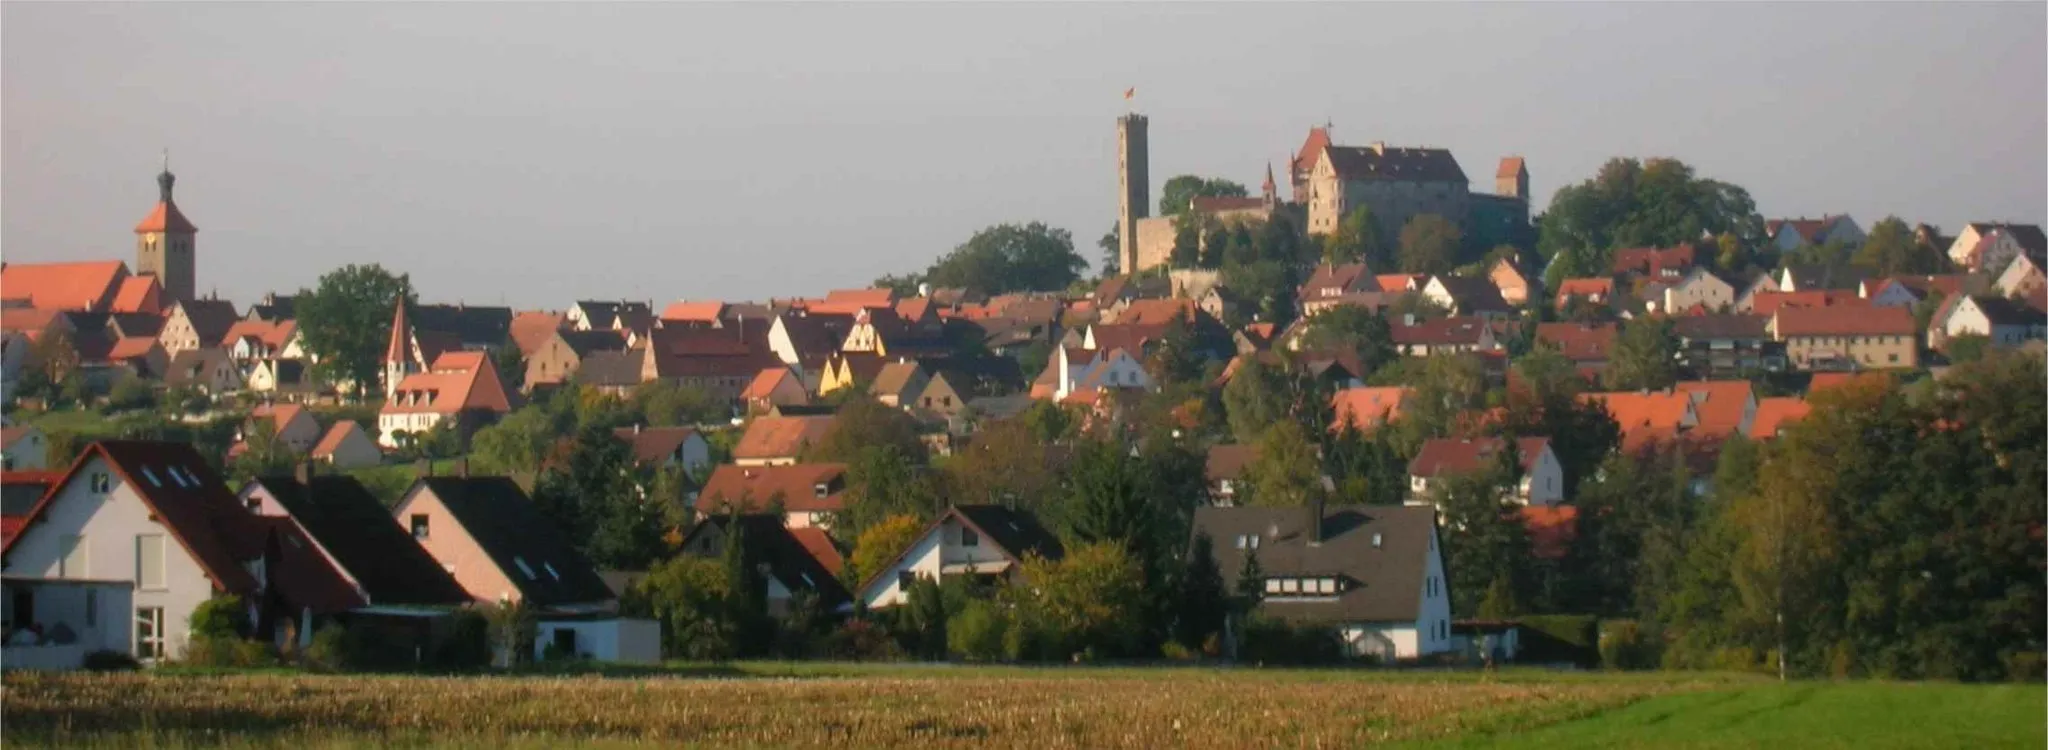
(157, 149, 176, 203)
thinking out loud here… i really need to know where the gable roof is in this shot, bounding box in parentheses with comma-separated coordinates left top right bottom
(553, 328, 630, 357)
(508, 311, 567, 357)
(1331, 386, 1411, 431)
(1963, 294, 2043, 327)
(173, 299, 242, 345)
(412, 304, 514, 348)
(1749, 397, 1812, 439)
(1582, 390, 1696, 450)
(680, 514, 851, 609)
(1290, 126, 1332, 177)
(732, 414, 836, 461)
(1428, 276, 1512, 314)
(410, 476, 614, 607)
(1496, 156, 1526, 179)
(251, 474, 471, 606)
(1300, 264, 1376, 301)
(135, 196, 198, 233)
(610, 426, 702, 466)
(869, 361, 926, 399)
(1408, 437, 1549, 478)
(1535, 322, 1617, 362)
(696, 463, 848, 514)
(1674, 380, 1754, 437)
(1555, 277, 1614, 301)
(1392, 316, 1492, 347)
(1323, 144, 1467, 183)
(1611, 245, 1696, 277)
(574, 348, 645, 387)
(110, 275, 161, 314)
(384, 351, 514, 415)
(1194, 504, 1438, 623)
(309, 421, 371, 459)
(0, 261, 129, 312)
(740, 367, 800, 401)
(1772, 305, 1915, 337)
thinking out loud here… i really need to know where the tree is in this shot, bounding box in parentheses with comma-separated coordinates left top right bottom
(1946, 334, 1990, 364)
(806, 397, 928, 464)
(1220, 260, 1298, 326)
(1323, 205, 1387, 267)
(1169, 217, 1203, 269)
(1397, 214, 1464, 275)
(1011, 542, 1147, 659)
(1715, 232, 1751, 275)
(1437, 452, 1531, 616)
(1176, 532, 1229, 650)
(295, 264, 412, 398)
(942, 418, 1063, 510)
(1147, 315, 1207, 387)
(1604, 316, 1680, 392)
(1537, 157, 1765, 285)
(634, 380, 723, 426)
(493, 345, 525, 394)
(1322, 421, 1406, 507)
(1097, 223, 1120, 278)
(553, 423, 666, 570)
(1853, 216, 1943, 276)
(1158, 175, 1248, 218)
(1393, 353, 1489, 456)
(1505, 347, 1619, 497)
(849, 514, 925, 586)
(1221, 357, 1289, 445)
(1296, 306, 1397, 381)
(628, 555, 736, 659)
(837, 445, 937, 538)
(469, 406, 568, 476)
(1242, 421, 1326, 508)
(921, 222, 1087, 295)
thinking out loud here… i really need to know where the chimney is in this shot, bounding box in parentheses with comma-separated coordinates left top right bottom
(633, 423, 643, 435)
(1308, 495, 1325, 545)
(294, 461, 313, 485)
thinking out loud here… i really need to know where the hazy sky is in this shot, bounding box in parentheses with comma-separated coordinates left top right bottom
(5, 3, 2043, 309)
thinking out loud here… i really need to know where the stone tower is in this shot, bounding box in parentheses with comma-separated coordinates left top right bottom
(1116, 113, 1150, 275)
(134, 156, 198, 304)
(1496, 156, 1529, 201)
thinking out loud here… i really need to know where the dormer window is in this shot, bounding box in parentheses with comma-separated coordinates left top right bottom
(514, 556, 537, 581)
(813, 483, 829, 499)
(411, 514, 430, 540)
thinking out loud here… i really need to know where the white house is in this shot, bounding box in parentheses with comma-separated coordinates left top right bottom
(856, 505, 1065, 610)
(1995, 253, 2045, 298)
(1406, 436, 1565, 506)
(533, 618, 659, 665)
(1945, 295, 2047, 349)
(1, 577, 134, 670)
(2, 425, 49, 471)
(308, 422, 383, 470)
(1948, 223, 2046, 273)
(1661, 267, 1736, 314)
(1193, 504, 1454, 661)
(1049, 345, 1150, 401)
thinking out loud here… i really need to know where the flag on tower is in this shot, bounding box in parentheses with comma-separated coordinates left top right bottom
(1124, 87, 1135, 100)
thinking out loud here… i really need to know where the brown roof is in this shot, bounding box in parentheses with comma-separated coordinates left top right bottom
(732, 414, 836, 461)
(1554, 277, 1613, 306)
(5, 441, 259, 593)
(1323, 144, 1468, 184)
(789, 527, 846, 576)
(610, 426, 702, 465)
(1673, 380, 1754, 437)
(174, 299, 242, 346)
(309, 421, 366, 458)
(1291, 126, 1332, 177)
(1522, 505, 1577, 560)
(1611, 245, 1696, 277)
(508, 311, 567, 357)
(1408, 437, 1549, 478)
(1392, 316, 1492, 347)
(1331, 386, 1411, 432)
(1749, 290, 1865, 316)
(1205, 444, 1258, 482)
(869, 361, 925, 398)
(660, 300, 728, 324)
(0, 261, 128, 311)
(1535, 322, 1617, 363)
(1300, 263, 1376, 301)
(1194, 505, 1440, 624)
(110, 276, 161, 314)
(134, 198, 198, 233)
(740, 367, 799, 400)
(1115, 298, 1197, 326)
(823, 288, 897, 309)
(1772, 305, 1915, 337)
(382, 351, 513, 415)
(1749, 397, 1811, 439)
(696, 463, 847, 514)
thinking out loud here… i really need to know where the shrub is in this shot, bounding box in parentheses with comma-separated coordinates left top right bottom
(302, 624, 351, 672)
(183, 636, 276, 668)
(433, 609, 493, 670)
(81, 649, 140, 671)
(1598, 620, 1660, 671)
(2004, 650, 2044, 683)
(819, 618, 902, 662)
(1239, 616, 1344, 665)
(188, 595, 246, 640)
(946, 600, 1008, 662)
(1160, 640, 1197, 662)
(1517, 614, 1599, 668)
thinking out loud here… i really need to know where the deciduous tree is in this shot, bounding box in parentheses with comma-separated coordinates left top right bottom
(295, 264, 412, 398)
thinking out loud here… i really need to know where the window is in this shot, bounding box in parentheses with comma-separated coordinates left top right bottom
(246, 498, 261, 512)
(1281, 579, 1299, 593)
(135, 606, 165, 660)
(135, 535, 165, 590)
(90, 473, 111, 493)
(411, 514, 430, 540)
(544, 562, 561, 581)
(85, 589, 97, 627)
(1316, 578, 1335, 594)
(1264, 579, 1281, 594)
(514, 556, 537, 581)
(552, 627, 577, 656)
(1235, 535, 1247, 549)
(960, 527, 979, 547)
(897, 571, 917, 591)
(141, 467, 162, 488)
(58, 535, 86, 578)
(1889, 353, 1899, 364)
(1249, 535, 1261, 550)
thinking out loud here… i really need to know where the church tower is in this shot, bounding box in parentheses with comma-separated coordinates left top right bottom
(135, 155, 198, 305)
(1116, 113, 1150, 275)
(383, 295, 419, 400)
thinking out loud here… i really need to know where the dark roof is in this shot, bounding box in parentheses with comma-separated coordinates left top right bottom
(1672, 313, 1770, 341)
(573, 301, 653, 330)
(1323, 144, 1467, 184)
(411, 476, 614, 607)
(556, 329, 630, 357)
(610, 426, 701, 465)
(108, 312, 165, 339)
(1192, 504, 1439, 624)
(1206, 444, 1258, 482)
(1782, 264, 1870, 291)
(575, 348, 645, 387)
(251, 474, 470, 606)
(7, 441, 260, 593)
(1430, 276, 1512, 314)
(952, 505, 1064, 562)
(247, 295, 297, 322)
(413, 304, 514, 348)
(967, 394, 1035, 420)
(176, 299, 241, 345)
(1970, 295, 2044, 327)
(678, 514, 850, 610)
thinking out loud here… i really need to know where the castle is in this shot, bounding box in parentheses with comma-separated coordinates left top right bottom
(1115, 114, 1528, 274)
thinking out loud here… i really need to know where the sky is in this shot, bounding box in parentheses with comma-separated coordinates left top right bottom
(4, 3, 2043, 309)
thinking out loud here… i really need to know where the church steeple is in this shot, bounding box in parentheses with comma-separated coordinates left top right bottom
(383, 295, 419, 400)
(1261, 162, 1278, 205)
(135, 153, 197, 304)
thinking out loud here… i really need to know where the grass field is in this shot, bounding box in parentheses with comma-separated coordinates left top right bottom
(2, 664, 2039, 748)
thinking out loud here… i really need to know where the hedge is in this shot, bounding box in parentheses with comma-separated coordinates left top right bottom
(1516, 614, 1599, 668)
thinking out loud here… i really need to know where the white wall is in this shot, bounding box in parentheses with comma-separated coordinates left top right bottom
(3, 457, 217, 661)
(1413, 524, 1454, 658)
(859, 517, 1012, 609)
(3, 426, 48, 470)
(533, 618, 660, 664)
(1, 580, 134, 669)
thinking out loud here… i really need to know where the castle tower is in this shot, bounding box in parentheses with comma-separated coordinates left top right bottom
(1495, 156, 1529, 201)
(1116, 113, 1150, 275)
(383, 295, 418, 400)
(134, 155, 198, 304)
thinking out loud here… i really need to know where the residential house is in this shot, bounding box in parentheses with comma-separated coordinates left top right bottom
(1299, 264, 1378, 309)
(164, 347, 242, 395)
(739, 366, 809, 414)
(1554, 278, 1615, 312)
(768, 312, 859, 387)
(611, 425, 712, 478)
(569, 349, 645, 398)
(694, 464, 848, 529)
(869, 361, 930, 409)
(1419, 276, 1514, 319)
(566, 300, 653, 333)
(677, 514, 848, 616)
(1406, 437, 1564, 506)
(819, 351, 890, 396)
(391, 475, 616, 614)
(1, 441, 354, 663)
(1673, 381, 1757, 438)
(1994, 253, 2045, 298)
(1041, 345, 1149, 402)
(2, 426, 48, 470)
(238, 471, 472, 611)
(1390, 316, 1497, 357)
(1582, 390, 1699, 451)
(1746, 289, 1866, 316)
(1205, 444, 1257, 506)
(1778, 265, 1871, 293)
(1658, 267, 1736, 314)
(1534, 322, 1617, 374)
(639, 326, 784, 412)
(158, 299, 240, 359)
(0, 470, 61, 548)
(0, 261, 160, 314)
(1766, 215, 1865, 252)
(1769, 306, 1919, 371)
(912, 371, 970, 420)
(1489, 257, 1532, 307)
(1194, 503, 1453, 661)
(1944, 295, 2047, 348)
(1732, 272, 1781, 312)
(507, 311, 568, 359)
(243, 293, 296, 323)
(221, 319, 298, 366)
(856, 505, 1064, 610)
(245, 404, 322, 454)
(1672, 314, 1780, 379)
(731, 414, 835, 467)
(658, 300, 729, 329)
(308, 422, 382, 470)
(378, 351, 515, 448)
(1749, 397, 1812, 440)
(1610, 245, 1696, 281)
(523, 329, 629, 390)
(1947, 223, 2047, 273)
(1330, 386, 1410, 433)
(246, 359, 315, 398)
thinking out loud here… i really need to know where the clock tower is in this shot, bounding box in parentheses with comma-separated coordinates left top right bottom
(135, 155, 198, 304)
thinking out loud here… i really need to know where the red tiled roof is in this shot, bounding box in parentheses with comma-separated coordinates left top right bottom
(309, 421, 364, 458)
(382, 351, 513, 415)
(823, 288, 897, 309)
(788, 527, 845, 576)
(1611, 245, 1696, 277)
(0, 308, 60, 334)
(1674, 380, 1754, 437)
(740, 367, 798, 400)
(732, 414, 836, 461)
(1408, 437, 1549, 477)
(110, 275, 162, 314)
(1772, 305, 1915, 337)
(1376, 274, 1424, 292)
(5, 441, 258, 593)
(1114, 298, 1196, 326)
(1523, 505, 1578, 560)
(0, 261, 129, 311)
(106, 336, 160, 362)
(1331, 387, 1411, 432)
(1291, 126, 1331, 177)
(1582, 391, 1696, 451)
(1300, 263, 1376, 301)
(696, 463, 848, 514)
(659, 301, 727, 323)
(1749, 290, 1866, 316)
(134, 200, 198, 233)
(1496, 156, 1526, 179)
(1749, 397, 1811, 439)
(1535, 322, 1617, 362)
(509, 311, 567, 357)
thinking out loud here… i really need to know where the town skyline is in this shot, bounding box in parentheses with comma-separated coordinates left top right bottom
(4, 3, 2044, 308)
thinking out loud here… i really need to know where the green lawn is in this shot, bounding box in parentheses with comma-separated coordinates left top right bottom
(1430, 680, 2047, 749)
